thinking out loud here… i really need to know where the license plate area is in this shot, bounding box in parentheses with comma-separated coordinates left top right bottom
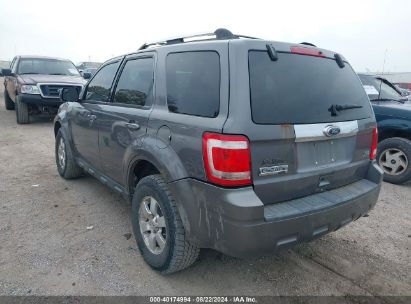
(314, 140, 336, 166)
(296, 137, 356, 172)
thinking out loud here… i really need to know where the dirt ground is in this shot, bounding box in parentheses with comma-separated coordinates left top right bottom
(0, 80, 410, 298)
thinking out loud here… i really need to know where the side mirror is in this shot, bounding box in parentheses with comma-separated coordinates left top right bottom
(83, 72, 91, 80)
(59, 87, 79, 102)
(1, 69, 12, 77)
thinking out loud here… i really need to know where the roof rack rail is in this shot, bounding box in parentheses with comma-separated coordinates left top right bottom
(138, 28, 259, 50)
(300, 42, 317, 47)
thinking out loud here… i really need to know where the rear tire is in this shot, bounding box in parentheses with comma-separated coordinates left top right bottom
(377, 137, 411, 184)
(132, 175, 199, 274)
(55, 129, 83, 179)
(15, 96, 29, 124)
(4, 89, 15, 110)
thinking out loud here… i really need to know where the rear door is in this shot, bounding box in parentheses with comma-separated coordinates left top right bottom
(226, 41, 376, 204)
(98, 54, 155, 184)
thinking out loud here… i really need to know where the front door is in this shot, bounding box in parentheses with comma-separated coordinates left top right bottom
(98, 55, 155, 184)
(70, 60, 122, 170)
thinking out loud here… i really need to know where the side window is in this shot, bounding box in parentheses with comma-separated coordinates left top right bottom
(113, 57, 154, 107)
(166, 51, 220, 118)
(85, 61, 121, 102)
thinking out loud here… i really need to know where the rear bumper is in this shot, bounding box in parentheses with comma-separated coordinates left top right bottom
(168, 161, 383, 258)
(18, 94, 63, 107)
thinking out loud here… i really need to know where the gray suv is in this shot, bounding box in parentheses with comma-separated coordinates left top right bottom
(54, 29, 383, 274)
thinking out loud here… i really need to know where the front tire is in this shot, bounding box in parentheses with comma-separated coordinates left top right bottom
(55, 129, 83, 179)
(377, 137, 411, 184)
(132, 175, 199, 274)
(4, 89, 15, 110)
(15, 96, 29, 124)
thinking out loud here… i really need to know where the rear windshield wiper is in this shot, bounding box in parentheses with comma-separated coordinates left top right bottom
(49, 73, 68, 75)
(370, 98, 404, 103)
(328, 104, 363, 116)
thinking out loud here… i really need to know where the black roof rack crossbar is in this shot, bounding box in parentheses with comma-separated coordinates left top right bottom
(138, 28, 259, 50)
(300, 42, 317, 47)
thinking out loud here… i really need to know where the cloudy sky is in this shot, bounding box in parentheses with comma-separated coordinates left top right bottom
(0, 0, 409, 72)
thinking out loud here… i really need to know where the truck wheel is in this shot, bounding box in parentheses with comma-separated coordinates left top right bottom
(55, 129, 83, 179)
(4, 89, 15, 110)
(377, 137, 411, 184)
(15, 96, 29, 124)
(132, 175, 199, 274)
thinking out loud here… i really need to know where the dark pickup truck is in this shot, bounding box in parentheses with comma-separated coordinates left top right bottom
(1, 55, 86, 124)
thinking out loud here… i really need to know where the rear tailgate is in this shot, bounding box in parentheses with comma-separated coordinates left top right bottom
(225, 40, 376, 205)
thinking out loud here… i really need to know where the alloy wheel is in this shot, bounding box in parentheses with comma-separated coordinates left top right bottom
(58, 138, 66, 170)
(139, 196, 167, 255)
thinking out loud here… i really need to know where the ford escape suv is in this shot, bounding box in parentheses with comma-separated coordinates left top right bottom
(54, 29, 383, 274)
(2, 55, 86, 124)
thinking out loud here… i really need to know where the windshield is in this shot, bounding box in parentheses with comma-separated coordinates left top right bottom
(359, 75, 402, 101)
(17, 58, 80, 76)
(248, 51, 372, 124)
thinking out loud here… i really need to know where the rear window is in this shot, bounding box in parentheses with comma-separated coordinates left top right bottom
(166, 51, 220, 118)
(249, 51, 372, 124)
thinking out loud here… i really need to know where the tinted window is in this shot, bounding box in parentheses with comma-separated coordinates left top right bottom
(249, 51, 372, 124)
(17, 58, 79, 76)
(85, 61, 121, 102)
(166, 52, 220, 117)
(114, 58, 154, 106)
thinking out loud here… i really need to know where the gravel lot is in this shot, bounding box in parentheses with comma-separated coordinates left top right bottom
(0, 80, 410, 298)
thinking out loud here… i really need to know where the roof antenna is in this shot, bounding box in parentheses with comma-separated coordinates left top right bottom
(378, 49, 388, 100)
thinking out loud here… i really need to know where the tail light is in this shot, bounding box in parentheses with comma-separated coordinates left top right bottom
(370, 127, 378, 160)
(202, 132, 252, 187)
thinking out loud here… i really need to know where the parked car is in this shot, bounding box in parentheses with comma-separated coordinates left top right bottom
(359, 74, 411, 184)
(54, 29, 383, 274)
(81, 67, 97, 79)
(2, 55, 86, 124)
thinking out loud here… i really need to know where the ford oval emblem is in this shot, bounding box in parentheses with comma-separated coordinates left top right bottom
(323, 125, 341, 137)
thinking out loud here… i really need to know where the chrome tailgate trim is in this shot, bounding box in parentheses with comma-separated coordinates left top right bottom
(294, 120, 359, 142)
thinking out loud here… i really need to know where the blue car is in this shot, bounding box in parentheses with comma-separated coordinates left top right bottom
(359, 74, 411, 184)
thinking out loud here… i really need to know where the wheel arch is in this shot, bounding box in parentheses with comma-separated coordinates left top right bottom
(379, 128, 411, 142)
(125, 140, 189, 200)
(54, 121, 62, 137)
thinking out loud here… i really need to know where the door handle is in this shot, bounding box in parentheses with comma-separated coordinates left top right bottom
(125, 123, 140, 131)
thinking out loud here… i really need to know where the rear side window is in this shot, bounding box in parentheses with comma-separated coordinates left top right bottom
(249, 51, 372, 124)
(114, 57, 154, 107)
(166, 51, 220, 118)
(85, 61, 121, 102)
